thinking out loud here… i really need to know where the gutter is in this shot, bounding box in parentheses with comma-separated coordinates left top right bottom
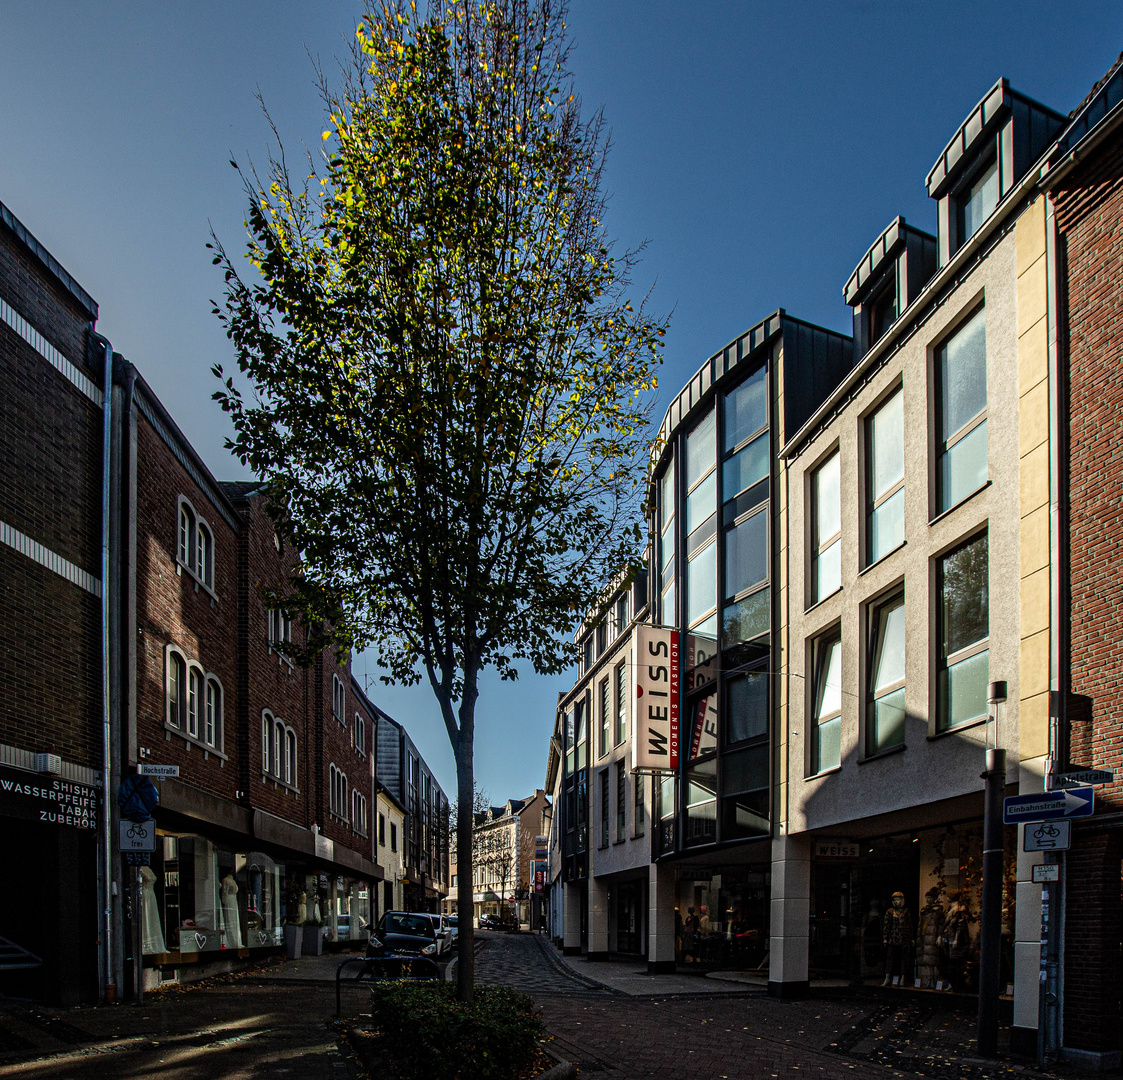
(1038, 96, 1123, 192)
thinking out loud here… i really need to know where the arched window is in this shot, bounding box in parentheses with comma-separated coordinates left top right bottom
(274, 719, 285, 777)
(187, 667, 202, 738)
(333, 676, 345, 722)
(167, 650, 187, 729)
(178, 502, 195, 568)
(205, 677, 222, 749)
(354, 713, 366, 756)
(196, 522, 213, 589)
(262, 713, 273, 773)
(285, 728, 297, 786)
(330, 764, 348, 818)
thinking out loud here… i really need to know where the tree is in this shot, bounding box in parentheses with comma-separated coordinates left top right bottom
(212, 0, 665, 1000)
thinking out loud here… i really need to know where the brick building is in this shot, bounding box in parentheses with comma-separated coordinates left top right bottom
(0, 200, 105, 1005)
(1041, 52, 1123, 1066)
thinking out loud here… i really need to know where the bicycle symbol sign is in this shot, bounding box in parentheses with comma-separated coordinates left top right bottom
(118, 818, 156, 852)
(1023, 819, 1071, 852)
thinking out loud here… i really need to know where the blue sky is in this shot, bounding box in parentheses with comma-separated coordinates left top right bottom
(2, 2, 1120, 801)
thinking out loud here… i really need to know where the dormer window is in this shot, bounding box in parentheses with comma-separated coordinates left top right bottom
(956, 156, 999, 250)
(869, 284, 898, 347)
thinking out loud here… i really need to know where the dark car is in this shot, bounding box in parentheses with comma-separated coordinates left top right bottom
(479, 913, 500, 930)
(367, 911, 439, 958)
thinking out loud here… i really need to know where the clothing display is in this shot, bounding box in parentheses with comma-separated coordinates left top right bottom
(220, 874, 243, 948)
(942, 900, 971, 992)
(140, 865, 167, 954)
(915, 890, 944, 989)
(882, 892, 913, 985)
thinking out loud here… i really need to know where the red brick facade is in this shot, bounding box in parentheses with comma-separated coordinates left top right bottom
(1054, 121, 1123, 1055)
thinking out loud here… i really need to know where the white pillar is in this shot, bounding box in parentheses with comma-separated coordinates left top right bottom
(769, 832, 811, 997)
(588, 876, 610, 959)
(647, 861, 676, 973)
(1011, 757, 1046, 1056)
(563, 881, 582, 955)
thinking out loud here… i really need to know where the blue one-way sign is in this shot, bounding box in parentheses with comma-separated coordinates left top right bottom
(1003, 787, 1094, 824)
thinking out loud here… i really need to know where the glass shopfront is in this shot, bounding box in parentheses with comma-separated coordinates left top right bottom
(808, 822, 1016, 992)
(673, 863, 769, 970)
(141, 831, 372, 958)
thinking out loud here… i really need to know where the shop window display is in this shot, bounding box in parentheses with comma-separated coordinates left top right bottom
(674, 865, 769, 968)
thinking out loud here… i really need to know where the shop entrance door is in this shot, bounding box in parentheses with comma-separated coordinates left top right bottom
(809, 862, 851, 977)
(616, 882, 642, 955)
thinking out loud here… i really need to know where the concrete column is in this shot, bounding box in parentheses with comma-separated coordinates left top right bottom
(769, 832, 810, 998)
(563, 881, 582, 955)
(1011, 757, 1046, 1057)
(587, 876, 609, 960)
(647, 861, 676, 973)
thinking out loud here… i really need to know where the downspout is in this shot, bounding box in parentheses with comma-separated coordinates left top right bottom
(1044, 192, 1066, 1060)
(99, 336, 117, 1004)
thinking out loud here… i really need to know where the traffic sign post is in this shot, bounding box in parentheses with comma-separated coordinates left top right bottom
(1024, 820, 1071, 852)
(1002, 787, 1094, 824)
(119, 818, 156, 852)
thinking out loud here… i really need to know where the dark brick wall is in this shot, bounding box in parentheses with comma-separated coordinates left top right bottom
(133, 414, 238, 800)
(1055, 124, 1123, 1054)
(0, 223, 101, 771)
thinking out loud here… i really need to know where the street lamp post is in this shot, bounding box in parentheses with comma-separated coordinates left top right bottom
(977, 680, 1007, 1057)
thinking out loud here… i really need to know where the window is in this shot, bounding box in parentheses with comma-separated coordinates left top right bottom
(176, 497, 215, 592)
(599, 770, 609, 848)
(204, 677, 222, 750)
(268, 608, 292, 650)
(870, 284, 897, 346)
(615, 594, 629, 636)
(596, 620, 607, 656)
(333, 675, 346, 723)
(725, 507, 767, 600)
(811, 452, 841, 603)
(866, 388, 904, 564)
(726, 670, 768, 745)
(330, 764, 349, 820)
(685, 757, 717, 846)
(633, 771, 645, 838)
(936, 308, 987, 513)
(167, 651, 186, 730)
(575, 700, 587, 771)
(352, 791, 368, 836)
(957, 157, 999, 250)
(685, 411, 717, 634)
(812, 632, 842, 773)
(598, 678, 610, 758)
(391, 822, 398, 852)
(614, 662, 626, 746)
(187, 667, 202, 738)
(868, 593, 906, 754)
(721, 742, 769, 839)
(262, 710, 298, 787)
(937, 533, 989, 731)
(615, 760, 626, 842)
(581, 636, 593, 674)
(564, 708, 575, 777)
(354, 713, 366, 756)
(725, 363, 766, 450)
(196, 522, 213, 589)
(658, 464, 676, 625)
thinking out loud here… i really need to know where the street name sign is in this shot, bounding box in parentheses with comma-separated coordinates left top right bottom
(119, 818, 156, 852)
(1023, 820, 1071, 852)
(1055, 768, 1114, 786)
(138, 764, 180, 779)
(1003, 787, 1094, 824)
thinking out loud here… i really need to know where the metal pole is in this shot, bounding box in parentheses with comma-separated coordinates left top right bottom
(133, 866, 144, 1004)
(977, 746, 1006, 1056)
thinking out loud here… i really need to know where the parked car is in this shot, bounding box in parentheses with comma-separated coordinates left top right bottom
(367, 911, 439, 958)
(479, 913, 500, 930)
(415, 912, 453, 957)
(446, 915, 458, 947)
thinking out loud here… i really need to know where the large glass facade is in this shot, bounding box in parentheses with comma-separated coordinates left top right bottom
(651, 358, 772, 855)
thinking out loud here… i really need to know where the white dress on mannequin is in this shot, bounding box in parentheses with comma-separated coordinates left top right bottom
(140, 865, 167, 954)
(220, 875, 243, 948)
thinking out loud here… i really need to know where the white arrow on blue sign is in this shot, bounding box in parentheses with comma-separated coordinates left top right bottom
(1003, 786, 1094, 824)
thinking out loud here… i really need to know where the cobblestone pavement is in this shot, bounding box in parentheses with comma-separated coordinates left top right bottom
(474, 930, 614, 995)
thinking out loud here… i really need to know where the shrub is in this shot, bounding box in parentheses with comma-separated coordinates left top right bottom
(368, 981, 543, 1080)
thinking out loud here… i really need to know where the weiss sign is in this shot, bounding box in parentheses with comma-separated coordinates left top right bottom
(632, 625, 680, 772)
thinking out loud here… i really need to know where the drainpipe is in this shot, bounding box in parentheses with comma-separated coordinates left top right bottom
(99, 335, 117, 1004)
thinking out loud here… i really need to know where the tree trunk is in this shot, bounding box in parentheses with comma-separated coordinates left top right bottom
(455, 709, 476, 1001)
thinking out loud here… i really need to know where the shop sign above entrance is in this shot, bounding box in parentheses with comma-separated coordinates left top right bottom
(815, 840, 859, 860)
(632, 624, 680, 772)
(119, 818, 156, 852)
(0, 763, 98, 829)
(138, 764, 180, 779)
(1002, 786, 1094, 824)
(1023, 820, 1071, 852)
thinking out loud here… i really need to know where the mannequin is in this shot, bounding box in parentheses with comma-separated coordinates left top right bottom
(915, 887, 944, 989)
(140, 865, 167, 954)
(941, 893, 971, 992)
(220, 874, 243, 948)
(881, 891, 913, 986)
